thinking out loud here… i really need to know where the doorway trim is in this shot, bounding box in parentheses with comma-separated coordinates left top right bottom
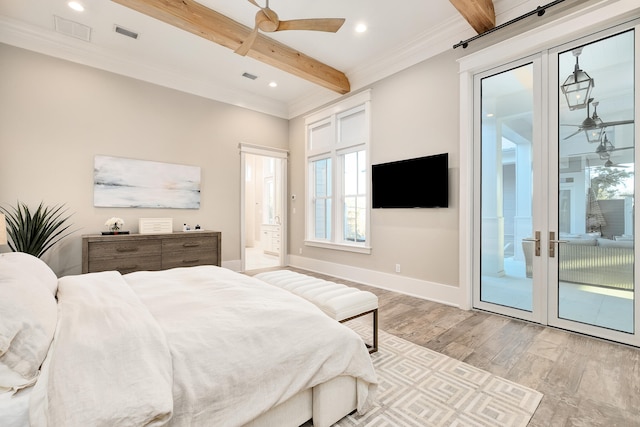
(458, 1, 640, 310)
(239, 143, 289, 272)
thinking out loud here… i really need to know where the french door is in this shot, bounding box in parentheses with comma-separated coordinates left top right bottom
(473, 24, 640, 346)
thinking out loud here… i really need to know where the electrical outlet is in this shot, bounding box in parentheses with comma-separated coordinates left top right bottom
(299, 248, 303, 255)
(395, 264, 401, 273)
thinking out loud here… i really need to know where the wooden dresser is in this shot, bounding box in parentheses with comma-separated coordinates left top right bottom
(82, 231, 221, 274)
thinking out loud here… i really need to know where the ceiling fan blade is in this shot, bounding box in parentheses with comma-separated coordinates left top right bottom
(276, 18, 345, 32)
(605, 161, 631, 168)
(600, 119, 634, 127)
(611, 146, 635, 151)
(563, 129, 583, 140)
(235, 26, 259, 56)
(247, 0, 261, 8)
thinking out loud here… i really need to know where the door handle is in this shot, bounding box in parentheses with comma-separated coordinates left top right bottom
(548, 231, 568, 258)
(523, 231, 541, 256)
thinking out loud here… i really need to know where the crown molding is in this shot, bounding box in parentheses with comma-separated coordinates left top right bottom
(0, 12, 472, 121)
(286, 15, 474, 119)
(0, 16, 290, 119)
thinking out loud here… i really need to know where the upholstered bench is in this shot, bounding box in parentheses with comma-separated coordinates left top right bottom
(254, 270, 378, 353)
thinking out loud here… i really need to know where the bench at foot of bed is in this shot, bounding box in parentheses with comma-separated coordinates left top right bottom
(254, 270, 378, 353)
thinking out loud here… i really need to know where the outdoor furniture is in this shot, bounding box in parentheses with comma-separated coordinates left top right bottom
(522, 237, 633, 290)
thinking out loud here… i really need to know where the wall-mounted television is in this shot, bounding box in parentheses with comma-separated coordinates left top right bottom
(372, 153, 448, 208)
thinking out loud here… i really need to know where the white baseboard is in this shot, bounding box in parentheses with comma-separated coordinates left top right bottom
(287, 255, 465, 309)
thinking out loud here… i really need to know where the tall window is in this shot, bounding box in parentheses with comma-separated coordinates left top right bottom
(312, 158, 332, 239)
(343, 150, 366, 242)
(305, 91, 371, 252)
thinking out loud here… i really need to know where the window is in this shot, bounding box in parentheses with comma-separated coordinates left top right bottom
(305, 91, 371, 253)
(312, 158, 332, 239)
(342, 150, 366, 242)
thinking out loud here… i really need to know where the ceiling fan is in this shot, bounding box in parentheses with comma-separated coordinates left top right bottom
(112, 0, 350, 94)
(567, 130, 633, 165)
(595, 132, 633, 167)
(603, 159, 632, 168)
(561, 98, 634, 141)
(235, 0, 346, 56)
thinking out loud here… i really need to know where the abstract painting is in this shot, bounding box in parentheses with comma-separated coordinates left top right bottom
(94, 155, 201, 209)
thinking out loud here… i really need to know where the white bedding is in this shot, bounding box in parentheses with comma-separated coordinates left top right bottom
(29, 266, 377, 426)
(30, 271, 174, 427)
(0, 387, 31, 427)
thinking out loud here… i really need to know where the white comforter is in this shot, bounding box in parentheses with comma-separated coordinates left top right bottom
(30, 266, 377, 426)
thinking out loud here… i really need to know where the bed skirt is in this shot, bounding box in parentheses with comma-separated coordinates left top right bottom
(244, 375, 357, 427)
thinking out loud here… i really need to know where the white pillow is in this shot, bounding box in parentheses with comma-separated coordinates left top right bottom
(3, 253, 58, 296)
(0, 253, 58, 393)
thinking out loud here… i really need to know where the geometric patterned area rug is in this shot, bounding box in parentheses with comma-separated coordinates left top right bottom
(335, 325, 543, 427)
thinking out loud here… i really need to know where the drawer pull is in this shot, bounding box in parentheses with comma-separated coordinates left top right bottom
(183, 259, 200, 263)
(116, 247, 138, 253)
(182, 243, 200, 248)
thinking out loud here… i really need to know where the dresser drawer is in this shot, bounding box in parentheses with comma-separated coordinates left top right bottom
(88, 240, 161, 259)
(162, 235, 217, 253)
(86, 240, 162, 274)
(162, 249, 217, 269)
(88, 256, 162, 274)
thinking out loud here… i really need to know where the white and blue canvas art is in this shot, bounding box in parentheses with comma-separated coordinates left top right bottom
(94, 155, 201, 209)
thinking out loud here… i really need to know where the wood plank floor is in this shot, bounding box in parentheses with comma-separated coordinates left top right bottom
(247, 267, 640, 426)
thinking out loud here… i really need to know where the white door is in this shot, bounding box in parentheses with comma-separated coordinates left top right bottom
(473, 24, 639, 346)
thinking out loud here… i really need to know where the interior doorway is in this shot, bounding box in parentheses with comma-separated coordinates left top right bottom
(240, 144, 288, 271)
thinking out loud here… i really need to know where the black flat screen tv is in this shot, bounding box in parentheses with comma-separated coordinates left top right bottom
(372, 153, 448, 208)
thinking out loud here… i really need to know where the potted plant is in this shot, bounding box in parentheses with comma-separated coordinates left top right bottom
(0, 201, 75, 258)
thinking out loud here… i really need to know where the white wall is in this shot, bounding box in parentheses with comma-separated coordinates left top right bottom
(0, 40, 466, 304)
(2, 1, 632, 308)
(288, 48, 465, 302)
(0, 43, 288, 276)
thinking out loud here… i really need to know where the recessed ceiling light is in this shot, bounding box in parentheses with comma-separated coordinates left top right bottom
(269, 81, 278, 88)
(68, 1, 84, 12)
(355, 23, 367, 33)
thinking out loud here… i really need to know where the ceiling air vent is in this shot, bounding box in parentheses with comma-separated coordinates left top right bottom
(54, 15, 91, 42)
(114, 25, 139, 40)
(242, 72, 258, 80)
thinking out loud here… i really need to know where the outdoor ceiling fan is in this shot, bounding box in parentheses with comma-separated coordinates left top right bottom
(561, 98, 634, 141)
(235, 0, 346, 56)
(568, 130, 633, 166)
(594, 132, 632, 167)
(603, 159, 631, 168)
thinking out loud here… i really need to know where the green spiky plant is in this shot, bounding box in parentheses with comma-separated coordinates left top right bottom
(0, 201, 75, 258)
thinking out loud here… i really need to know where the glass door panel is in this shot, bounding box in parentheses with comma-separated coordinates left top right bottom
(555, 30, 635, 335)
(474, 22, 639, 346)
(479, 63, 536, 314)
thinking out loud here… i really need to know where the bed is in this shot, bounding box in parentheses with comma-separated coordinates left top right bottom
(0, 252, 377, 427)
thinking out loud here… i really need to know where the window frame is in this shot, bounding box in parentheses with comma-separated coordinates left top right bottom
(304, 90, 372, 254)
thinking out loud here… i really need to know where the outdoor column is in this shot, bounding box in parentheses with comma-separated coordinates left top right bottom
(513, 141, 532, 262)
(481, 120, 505, 277)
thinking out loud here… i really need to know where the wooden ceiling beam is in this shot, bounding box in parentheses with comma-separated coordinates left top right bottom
(111, 0, 350, 94)
(449, 0, 495, 34)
